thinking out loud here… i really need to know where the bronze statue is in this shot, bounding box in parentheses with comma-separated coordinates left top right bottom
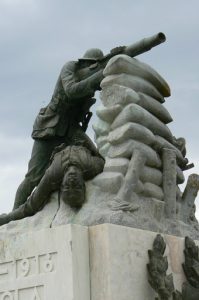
(13, 32, 166, 211)
(0, 129, 104, 225)
(13, 48, 105, 210)
(148, 235, 199, 300)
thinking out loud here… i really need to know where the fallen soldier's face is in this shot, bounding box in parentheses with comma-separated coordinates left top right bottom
(61, 165, 85, 207)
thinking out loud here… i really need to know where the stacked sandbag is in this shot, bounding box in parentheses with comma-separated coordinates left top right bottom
(93, 54, 185, 200)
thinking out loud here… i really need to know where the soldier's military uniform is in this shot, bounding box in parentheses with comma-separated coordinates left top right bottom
(13, 49, 104, 209)
(0, 136, 105, 225)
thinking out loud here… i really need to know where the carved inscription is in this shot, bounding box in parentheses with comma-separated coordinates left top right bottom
(0, 285, 43, 300)
(0, 252, 57, 281)
(0, 252, 57, 299)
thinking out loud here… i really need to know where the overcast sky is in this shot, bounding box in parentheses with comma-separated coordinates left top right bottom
(0, 0, 199, 218)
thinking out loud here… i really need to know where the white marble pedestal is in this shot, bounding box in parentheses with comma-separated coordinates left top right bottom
(0, 224, 195, 300)
(0, 225, 90, 300)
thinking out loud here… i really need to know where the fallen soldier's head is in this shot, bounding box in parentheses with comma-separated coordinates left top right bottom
(61, 165, 85, 208)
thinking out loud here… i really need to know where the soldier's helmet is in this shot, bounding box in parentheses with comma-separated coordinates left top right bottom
(79, 48, 104, 61)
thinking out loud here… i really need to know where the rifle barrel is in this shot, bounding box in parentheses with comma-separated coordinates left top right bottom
(124, 32, 166, 57)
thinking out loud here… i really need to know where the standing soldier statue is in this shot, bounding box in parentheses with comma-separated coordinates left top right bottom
(13, 32, 166, 210)
(13, 48, 105, 209)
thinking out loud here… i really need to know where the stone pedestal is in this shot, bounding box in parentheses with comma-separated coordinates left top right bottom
(0, 223, 196, 300)
(89, 224, 187, 300)
(0, 225, 90, 300)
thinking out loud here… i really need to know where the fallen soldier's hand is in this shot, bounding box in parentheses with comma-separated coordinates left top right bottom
(0, 214, 9, 226)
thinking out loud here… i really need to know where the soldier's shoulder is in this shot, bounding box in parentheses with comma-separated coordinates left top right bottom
(61, 60, 78, 72)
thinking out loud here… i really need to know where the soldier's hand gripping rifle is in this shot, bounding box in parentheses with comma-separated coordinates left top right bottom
(77, 32, 166, 81)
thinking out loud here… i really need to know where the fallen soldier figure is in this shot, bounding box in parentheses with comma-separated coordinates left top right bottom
(0, 132, 104, 226)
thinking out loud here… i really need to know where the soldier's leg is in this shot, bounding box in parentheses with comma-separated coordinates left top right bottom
(0, 158, 63, 225)
(26, 158, 63, 214)
(13, 137, 64, 209)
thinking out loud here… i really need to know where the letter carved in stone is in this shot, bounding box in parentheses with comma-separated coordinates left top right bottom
(31, 287, 41, 300)
(1, 292, 14, 300)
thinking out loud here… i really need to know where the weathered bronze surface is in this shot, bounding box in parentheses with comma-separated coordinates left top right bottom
(147, 234, 181, 299)
(148, 235, 199, 300)
(13, 33, 166, 212)
(13, 47, 105, 210)
(0, 129, 104, 225)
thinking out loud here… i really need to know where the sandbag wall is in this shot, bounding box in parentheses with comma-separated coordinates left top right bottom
(93, 54, 185, 202)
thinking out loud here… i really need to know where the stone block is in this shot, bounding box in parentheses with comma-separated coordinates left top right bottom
(95, 135, 108, 149)
(103, 54, 170, 97)
(140, 166, 163, 186)
(0, 225, 90, 300)
(89, 224, 192, 300)
(92, 119, 110, 137)
(108, 122, 155, 146)
(111, 103, 173, 142)
(108, 139, 162, 168)
(100, 86, 172, 124)
(1, 223, 197, 300)
(96, 105, 122, 123)
(142, 182, 164, 201)
(98, 142, 110, 158)
(101, 74, 164, 102)
(154, 135, 185, 165)
(104, 158, 129, 175)
(177, 165, 185, 184)
(100, 84, 140, 108)
(92, 172, 123, 194)
(138, 92, 172, 124)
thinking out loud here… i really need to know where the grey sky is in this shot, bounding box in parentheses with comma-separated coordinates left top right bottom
(0, 0, 199, 216)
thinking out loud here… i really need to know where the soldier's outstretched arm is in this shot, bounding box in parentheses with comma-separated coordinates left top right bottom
(0, 160, 63, 226)
(60, 61, 104, 100)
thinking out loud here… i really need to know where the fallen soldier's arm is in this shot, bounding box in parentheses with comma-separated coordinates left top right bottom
(0, 145, 105, 226)
(0, 158, 63, 226)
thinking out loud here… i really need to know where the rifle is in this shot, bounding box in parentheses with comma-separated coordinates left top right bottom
(102, 32, 166, 62)
(77, 32, 166, 80)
